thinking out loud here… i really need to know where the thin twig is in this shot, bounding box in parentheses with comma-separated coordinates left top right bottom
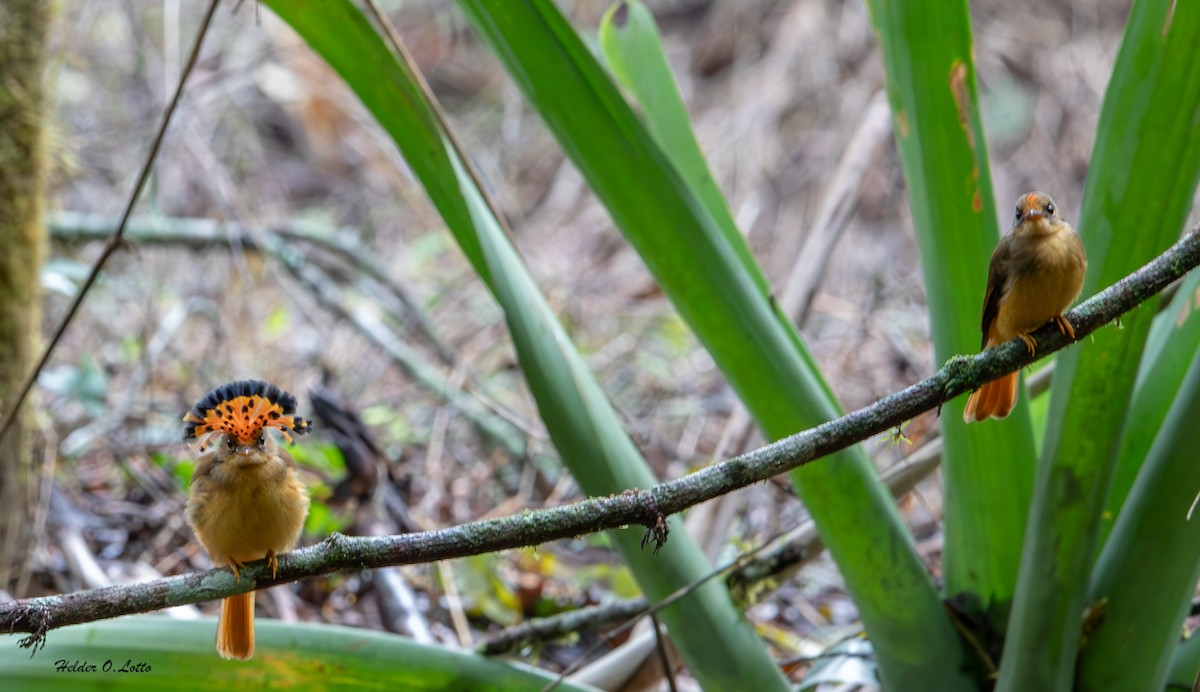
(542, 526, 790, 691)
(2, 226, 1198, 647)
(270, 237, 531, 458)
(48, 211, 457, 365)
(650, 614, 679, 692)
(0, 0, 221, 445)
(482, 437, 949, 657)
(477, 598, 649, 656)
(48, 213, 534, 459)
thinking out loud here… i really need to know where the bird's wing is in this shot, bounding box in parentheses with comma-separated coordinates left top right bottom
(980, 235, 1013, 349)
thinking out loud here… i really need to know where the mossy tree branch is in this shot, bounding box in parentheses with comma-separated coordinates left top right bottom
(3, 226, 1199, 651)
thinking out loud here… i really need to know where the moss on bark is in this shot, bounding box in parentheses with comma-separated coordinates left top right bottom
(0, 0, 49, 594)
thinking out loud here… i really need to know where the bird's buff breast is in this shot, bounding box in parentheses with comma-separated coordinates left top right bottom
(190, 463, 309, 566)
(993, 229, 1086, 341)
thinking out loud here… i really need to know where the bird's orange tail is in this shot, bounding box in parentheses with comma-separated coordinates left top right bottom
(963, 371, 1019, 423)
(217, 591, 255, 660)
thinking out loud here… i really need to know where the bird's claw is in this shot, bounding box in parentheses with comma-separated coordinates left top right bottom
(1055, 314, 1076, 341)
(1018, 333, 1037, 356)
(229, 558, 245, 582)
(266, 550, 279, 579)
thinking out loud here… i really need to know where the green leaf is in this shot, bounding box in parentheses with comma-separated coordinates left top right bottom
(863, 0, 1035, 615)
(1165, 633, 1200, 691)
(263, 306, 291, 338)
(998, 0, 1200, 688)
(304, 500, 352, 536)
(597, 1, 760, 285)
(1077, 352, 1200, 690)
(457, 554, 522, 626)
(40, 357, 110, 419)
(262, 2, 789, 688)
(455, 1, 972, 688)
(0, 617, 596, 691)
(288, 441, 347, 475)
(1099, 269, 1200, 547)
(162, 454, 193, 493)
(360, 404, 414, 445)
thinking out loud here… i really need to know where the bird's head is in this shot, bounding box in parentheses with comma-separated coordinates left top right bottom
(183, 379, 310, 465)
(1013, 191, 1060, 236)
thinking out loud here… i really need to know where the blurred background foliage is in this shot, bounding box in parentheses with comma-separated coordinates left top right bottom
(5, 0, 1200, 689)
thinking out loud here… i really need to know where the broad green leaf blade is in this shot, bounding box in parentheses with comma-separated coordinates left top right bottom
(262, 2, 789, 689)
(1077, 352, 1200, 691)
(863, 0, 1036, 613)
(1166, 633, 1200, 691)
(455, 1, 974, 688)
(595, 0, 842, 408)
(998, 0, 1200, 688)
(0, 616, 597, 691)
(597, 1, 758, 285)
(1099, 269, 1200, 547)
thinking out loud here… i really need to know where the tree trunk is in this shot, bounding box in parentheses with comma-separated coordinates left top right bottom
(0, 0, 49, 596)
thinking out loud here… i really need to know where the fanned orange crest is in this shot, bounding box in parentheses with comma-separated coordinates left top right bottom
(183, 380, 311, 450)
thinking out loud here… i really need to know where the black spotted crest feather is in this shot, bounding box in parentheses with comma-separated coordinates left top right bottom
(183, 380, 311, 450)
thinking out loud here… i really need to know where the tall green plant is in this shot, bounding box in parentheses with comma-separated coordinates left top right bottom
(1099, 269, 1200, 547)
(253, 0, 1200, 688)
(456, 1, 973, 689)
(1080, 352, 1200, 690)
(263, 1, 788, 689)
(862, 0, 1035, 619)
(998, 0, 1200, 688)
(592, 0, 1200, 688)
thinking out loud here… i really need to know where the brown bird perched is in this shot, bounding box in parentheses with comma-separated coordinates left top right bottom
(183, 380, 312, 660)
(963, 192, 1087, 422)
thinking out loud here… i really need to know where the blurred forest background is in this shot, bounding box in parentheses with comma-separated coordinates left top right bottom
(11, 0, 1143, 686)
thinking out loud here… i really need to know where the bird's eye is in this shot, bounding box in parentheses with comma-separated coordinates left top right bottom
(256, 432, 266, 448)
(1045, 202, 1055, 215)
(225, 436, 236, 451)
(1014, 206, 1022, 222)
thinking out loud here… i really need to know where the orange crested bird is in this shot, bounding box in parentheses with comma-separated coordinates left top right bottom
(183, 379, 311, 660)
(963, 192, 1087, 423)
